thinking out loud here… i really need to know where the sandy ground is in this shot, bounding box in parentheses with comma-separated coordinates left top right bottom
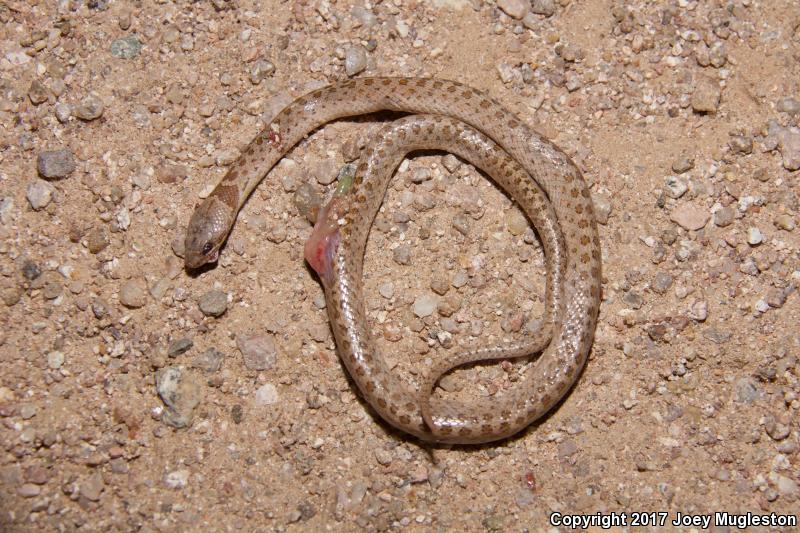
(0, 0, 799, 531)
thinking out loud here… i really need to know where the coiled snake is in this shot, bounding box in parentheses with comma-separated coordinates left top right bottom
(184, 77, 601, 444)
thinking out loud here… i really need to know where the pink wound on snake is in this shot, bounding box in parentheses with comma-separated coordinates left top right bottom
(304, 199, 343, 284)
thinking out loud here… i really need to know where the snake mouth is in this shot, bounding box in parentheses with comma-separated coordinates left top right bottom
(185, 248, 220, 270)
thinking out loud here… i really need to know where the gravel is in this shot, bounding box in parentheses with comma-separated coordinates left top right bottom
(3, 1, 799, 529)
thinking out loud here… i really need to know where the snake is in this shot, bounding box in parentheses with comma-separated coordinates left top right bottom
(184, 77, 601, 444)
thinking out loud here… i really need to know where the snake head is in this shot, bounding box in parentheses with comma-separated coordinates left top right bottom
(184, 197, 231, 269)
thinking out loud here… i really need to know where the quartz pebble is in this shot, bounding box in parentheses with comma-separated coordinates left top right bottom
(664, 176, 687, 199)
(164, 469, 190, 489)
(746, 227, 763, 245)
(254, 383, 279, 406)
(412, 294, 439, 318)
(26, 179, 54, 210)
(345, 45, 367, 76)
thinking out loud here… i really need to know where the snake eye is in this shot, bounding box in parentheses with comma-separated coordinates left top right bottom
(202, 242, 214, 255)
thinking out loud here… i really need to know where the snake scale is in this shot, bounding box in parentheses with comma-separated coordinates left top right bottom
(184, 77, 601, 444)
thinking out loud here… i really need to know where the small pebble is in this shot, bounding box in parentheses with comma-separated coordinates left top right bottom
(409, 168, 431, 184)
(26, 179, 54, 210)
(28, 80, 49, 104)
(691, 78, 721, 113)
(119, 279, 147, 308)
(672, 155, 694, 174)
(652, 272, 673, 294)
(198, 290, 228, 317)
(345, 45, 367, 76)
(375, 449, 393, 466)
(713, 207, 735, 227)
(378, 282, 394, 299)
(729, 134, 753, 154)
(393, 245, 411, 265)
(670, 204, 709, 231)
(442, 154, 461, 173)
(766, 288, 787, 308)
(497, 0, 528, 19)
(734, 377, 761, 403)
(236, 334, 277, 370)
(688, 299, 708, 321)
(37, 149, 76, 179)
(778, 130, 800, 171)
(593, 194, 612, 224)
(747, 227, 763, 245)
(664, 176, 688, 199)
(430, 278, 449, 295)
(249, 58, 275, 84)
(80, 473, 104, 502)
(293, 183, 322, 223)
(110, 35, 141, 59)
(74, 94, 104, 120)
(20, 404, 37, 419)
(47, 350, 65, 369)
(168, 338, 193, 357)
(452, 214, 470, 236)
(156, 366, 203, 428)
(774, 214, 796, 231)
(254, 383, 279, 406)
(776, 97, 800, 116)
(164, 469, 190, 489)
(193, 348, 223, 372)
(86, 228, 109, 253)
(531, 0, 556, 16)
(412, 294, 439, 318)
(17, 483, 41, 498)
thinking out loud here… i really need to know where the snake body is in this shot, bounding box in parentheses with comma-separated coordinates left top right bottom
(185, 77, 601, 444)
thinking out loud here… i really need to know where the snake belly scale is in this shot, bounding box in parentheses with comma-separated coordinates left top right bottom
(184, 77, 601, 444)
